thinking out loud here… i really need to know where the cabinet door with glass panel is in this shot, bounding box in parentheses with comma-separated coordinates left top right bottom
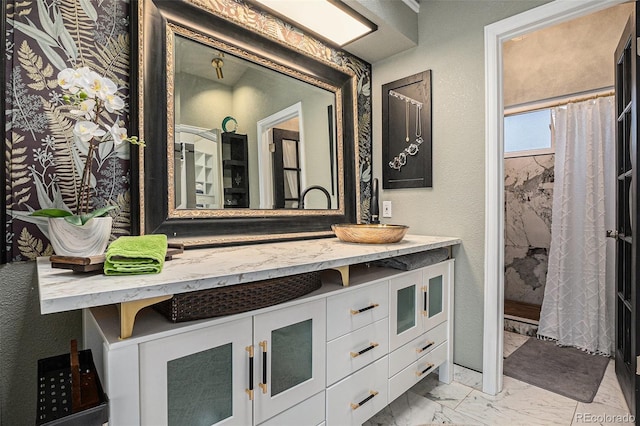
(139, 317, 253, 426)
(252, 299, 326, 424)
(421, 261, 450, 332)
(389, 262, 451, 351)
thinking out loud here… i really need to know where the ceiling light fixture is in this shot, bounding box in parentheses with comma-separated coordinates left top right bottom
(211, 57, 224, 79)
(253, 0, 377, 47)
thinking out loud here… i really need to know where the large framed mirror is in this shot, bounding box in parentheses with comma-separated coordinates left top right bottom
(132, 0, 371, 246)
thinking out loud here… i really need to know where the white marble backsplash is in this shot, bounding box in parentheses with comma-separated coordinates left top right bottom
(504, 154, 554, 306)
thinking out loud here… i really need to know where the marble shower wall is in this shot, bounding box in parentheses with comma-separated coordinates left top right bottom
(504, 154, 554, 306)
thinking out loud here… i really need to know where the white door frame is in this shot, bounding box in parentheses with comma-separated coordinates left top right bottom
(256, 102, 306, 209)
(482, 0, 627, 395)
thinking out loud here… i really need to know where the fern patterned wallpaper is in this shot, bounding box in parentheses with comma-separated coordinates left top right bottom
(4, 0, 373, 262)
(5, 0, 132, 262)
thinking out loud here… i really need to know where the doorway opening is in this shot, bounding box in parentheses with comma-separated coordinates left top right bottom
(483, 0, 629, 396)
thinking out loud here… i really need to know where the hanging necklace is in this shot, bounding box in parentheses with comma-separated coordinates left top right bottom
(388, 90, 423, 171)
(405, 101, 410, 143)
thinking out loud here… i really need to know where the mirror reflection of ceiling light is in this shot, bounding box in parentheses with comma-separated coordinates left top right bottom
(211, 57, 224, 79)
(253, 0, 377, 47)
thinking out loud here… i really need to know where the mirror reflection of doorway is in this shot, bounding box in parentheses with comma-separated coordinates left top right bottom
(272, 128, 301, 209)
(257, 102, 306, 209)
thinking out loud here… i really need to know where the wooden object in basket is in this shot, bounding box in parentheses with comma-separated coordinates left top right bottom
(50, 244, 184, 272)
(70, 339, 100, 412)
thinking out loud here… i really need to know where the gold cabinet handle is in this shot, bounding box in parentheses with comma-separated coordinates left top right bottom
(258, 341, 268, 394)
(416, 363, 435, 377)
(416, 341, 434, 354)
(350, 390, 379, 410)
(350, 342, 379, 358)
(245, 345, 254, 400)
(350, 303, 379, 315)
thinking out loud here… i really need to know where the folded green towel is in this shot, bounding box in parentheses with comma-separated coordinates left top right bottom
(104, 234, 168, 275)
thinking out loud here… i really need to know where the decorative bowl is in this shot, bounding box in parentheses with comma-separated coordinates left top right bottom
(331, 223, 409, 244)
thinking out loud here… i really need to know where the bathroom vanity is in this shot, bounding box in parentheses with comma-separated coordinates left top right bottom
(37, 235, 460, 425)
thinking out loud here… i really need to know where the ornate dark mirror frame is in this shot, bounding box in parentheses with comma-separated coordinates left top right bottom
(131, 0, 372, 247)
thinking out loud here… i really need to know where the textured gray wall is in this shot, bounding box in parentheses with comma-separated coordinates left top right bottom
(0, 262, 82, 424)
(372, 0, 549, 371)
(503, 3, 633, 107)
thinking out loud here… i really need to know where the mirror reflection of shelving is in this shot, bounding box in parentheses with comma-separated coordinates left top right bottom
(194, 150, 216, 208)
(175, 125, 223, 209)
(222, 132, 249, 208)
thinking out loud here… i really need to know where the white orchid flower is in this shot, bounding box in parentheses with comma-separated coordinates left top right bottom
(83, 71, 118, 101)
(59, 67, 93, 94)
(80, 70, 103, 98)
(103, 94, 125, 113)
(73, 121, 106, 143)
(99, 77, 118, 98)
(57, 68, 77, 91)
(107, 122, 129, 146)
(70, 99, 97, 120)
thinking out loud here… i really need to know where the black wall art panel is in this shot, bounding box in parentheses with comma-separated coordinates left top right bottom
(382, 70, 432, 189)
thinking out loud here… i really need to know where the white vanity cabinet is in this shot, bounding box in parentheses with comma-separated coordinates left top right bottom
(252, 300, 326, 424)
(85, 298, 326, 426)
(83, 259, 455, 426)
(325, 281, 390, 426)
(389, 261, 449, 351)
(139, 317, 253, 425)
(388, 260, 454, 402)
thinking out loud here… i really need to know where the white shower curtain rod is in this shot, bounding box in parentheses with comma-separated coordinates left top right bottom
(504, 87, 614, 116)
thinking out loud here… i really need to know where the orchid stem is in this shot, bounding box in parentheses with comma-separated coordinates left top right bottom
(78, 140, 95, 216)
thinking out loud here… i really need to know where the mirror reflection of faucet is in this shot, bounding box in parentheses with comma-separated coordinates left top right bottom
(299, 185, 331, 209)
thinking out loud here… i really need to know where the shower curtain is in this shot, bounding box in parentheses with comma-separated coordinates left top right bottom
(537, 95, 615, 355)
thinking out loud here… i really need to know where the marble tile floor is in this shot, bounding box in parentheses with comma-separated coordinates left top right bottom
(364, 331, 632, 426)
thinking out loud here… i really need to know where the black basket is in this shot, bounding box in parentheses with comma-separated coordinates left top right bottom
(154, 271, 322, 322)
(36, 346, 108, 426)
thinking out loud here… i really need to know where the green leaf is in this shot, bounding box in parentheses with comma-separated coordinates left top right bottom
(79, 0, 98, 22)
(56, 13, 78, 61)
(30, 208, 73, 218)
(37, 0, 56, 40)
(13, 19, 57, 47)
(78, 205, 119, 225)
(36, 39, 67, 71)
(63, 215, 83, 226)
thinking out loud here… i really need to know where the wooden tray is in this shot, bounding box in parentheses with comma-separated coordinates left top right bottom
(50, 243, 184, 273)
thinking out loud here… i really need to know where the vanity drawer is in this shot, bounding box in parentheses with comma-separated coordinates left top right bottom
(327, 318, 389, 385)
(388, 341, 447, 403)
(259, 391, 325, 426)
(326, 356, 388, 426)
(327, 281, 388, 340)
(388, 321, 447, 377)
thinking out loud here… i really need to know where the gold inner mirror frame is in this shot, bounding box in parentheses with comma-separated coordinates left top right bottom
(165, 24, 347, 218)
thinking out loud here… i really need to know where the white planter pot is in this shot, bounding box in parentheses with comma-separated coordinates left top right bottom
(48, 216, 113, 257)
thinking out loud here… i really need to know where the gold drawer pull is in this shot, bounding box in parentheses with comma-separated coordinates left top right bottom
(416, 363, 435, 377)
(350, 303, 379, 315)
(258, 341, 268, 394)
(350, 342, 379, 358)
(245, 345, 254, 400)
(350, 390, 379, 410)
(416, 341, 434, 354)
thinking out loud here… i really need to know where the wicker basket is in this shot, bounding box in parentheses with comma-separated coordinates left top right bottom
(154, 271, 322, 322)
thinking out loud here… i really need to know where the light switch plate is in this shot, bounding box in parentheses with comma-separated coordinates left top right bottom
(382, 201, 392, 218)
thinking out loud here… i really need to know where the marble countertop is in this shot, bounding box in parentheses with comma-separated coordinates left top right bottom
(37, 234, 461, 314)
